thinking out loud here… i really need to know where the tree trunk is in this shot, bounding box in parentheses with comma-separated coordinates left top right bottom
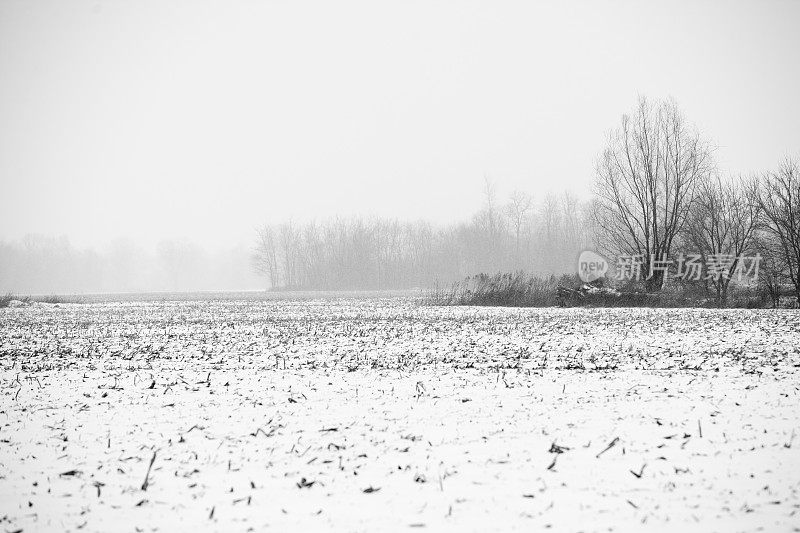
(645, 270, 664, 292)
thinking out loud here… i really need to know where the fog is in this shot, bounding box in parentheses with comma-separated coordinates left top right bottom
(1, 0, 799, 293)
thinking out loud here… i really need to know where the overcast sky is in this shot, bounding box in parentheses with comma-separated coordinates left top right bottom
(1, 0, 799, 249)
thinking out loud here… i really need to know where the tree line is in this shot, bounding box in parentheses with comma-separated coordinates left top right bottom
(251, 185, 591, 291)
(0, 236, 261, 294)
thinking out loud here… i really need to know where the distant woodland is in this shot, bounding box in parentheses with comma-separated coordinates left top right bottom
(0, 189, 590, 295)
(252, 186, 590, 290)
(0, 237, 261, 294)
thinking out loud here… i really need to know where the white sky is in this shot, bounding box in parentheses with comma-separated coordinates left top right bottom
(1, 0, 799, 249)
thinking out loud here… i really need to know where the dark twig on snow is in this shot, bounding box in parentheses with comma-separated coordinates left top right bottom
(596, 437, 619, 458)
(141, 451, 157, 491)
(629, 464, 646, 478)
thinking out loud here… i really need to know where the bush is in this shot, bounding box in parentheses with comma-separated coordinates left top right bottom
(0, 293, 83, 307)
(0, 293, 31, 308)
(429, 272, 775, 309)
(0, 293, 13, 308)
(31, 294, 84, 304)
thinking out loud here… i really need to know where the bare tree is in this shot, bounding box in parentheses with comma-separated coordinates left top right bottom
(482, 175, 498, 238)
(472, 176, 507, 272)
(754, 233, 788, 308)
(279, 221, 301, 289)
(757, 157, 800, 304)
(505, 190, 533, 268)
(252, 225, 279, 289)
(538, 193, 561, 273)
(593, 97, 714, 291)
(684, 175, 760, 304)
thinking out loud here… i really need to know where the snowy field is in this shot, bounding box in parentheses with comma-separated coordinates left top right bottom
(1, 295, 799, 532)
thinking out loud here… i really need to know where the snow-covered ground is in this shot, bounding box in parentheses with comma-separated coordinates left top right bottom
(1, 297, 799, 532)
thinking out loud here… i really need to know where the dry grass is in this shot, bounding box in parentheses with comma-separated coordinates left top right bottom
(428, 272, 782, 309)
(0, 293, 83, 307)
(428, 272, 560, 307)
(0, 293, 28, 308)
